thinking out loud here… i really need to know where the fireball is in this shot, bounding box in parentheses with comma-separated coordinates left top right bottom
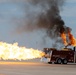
(0, 42, 44, 60)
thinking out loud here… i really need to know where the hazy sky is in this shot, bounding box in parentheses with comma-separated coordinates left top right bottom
(61, 0, 76, 35)
(0, 0, 76, 49)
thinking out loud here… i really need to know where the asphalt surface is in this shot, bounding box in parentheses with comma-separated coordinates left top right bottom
(0, 60, 76, 75)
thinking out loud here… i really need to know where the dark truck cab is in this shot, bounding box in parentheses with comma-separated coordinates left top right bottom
(41, 47, 76, 64)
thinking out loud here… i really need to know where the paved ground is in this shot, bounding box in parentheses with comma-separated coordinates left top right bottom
(0, 60, 76, 75)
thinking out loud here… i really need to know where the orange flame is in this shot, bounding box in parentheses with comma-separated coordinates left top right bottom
(68, 31, 76, 46)
(61, 30, 76, 47)
(0, 42, 44, 60)
(61, 32, 68, 46)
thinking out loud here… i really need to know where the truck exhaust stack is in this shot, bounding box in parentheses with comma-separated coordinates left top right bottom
(73, 47, 76, 51)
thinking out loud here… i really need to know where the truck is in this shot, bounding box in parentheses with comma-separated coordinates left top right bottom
(41, 47, 76, 64)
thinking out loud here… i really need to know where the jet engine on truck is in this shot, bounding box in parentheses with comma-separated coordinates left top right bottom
(41, 47, 76, 64)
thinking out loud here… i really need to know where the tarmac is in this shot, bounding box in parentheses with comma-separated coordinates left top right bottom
(0, 59, 76, 75)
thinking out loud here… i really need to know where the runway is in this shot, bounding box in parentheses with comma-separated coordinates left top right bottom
(0, 60, 76, 75)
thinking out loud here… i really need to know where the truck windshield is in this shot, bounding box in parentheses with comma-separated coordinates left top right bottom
(43, 48, 52, 58)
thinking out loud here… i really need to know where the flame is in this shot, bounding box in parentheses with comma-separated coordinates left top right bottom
(68, 31, 76, 46)
(0, 42, 44, 60)
(61, 32, 68, 46)
(61, 30, 76, 47)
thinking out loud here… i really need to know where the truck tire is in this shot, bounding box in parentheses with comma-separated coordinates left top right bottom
(62, 59, 68, 64)
(56, 58, 62, 64)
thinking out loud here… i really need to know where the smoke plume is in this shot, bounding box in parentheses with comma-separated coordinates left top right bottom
(18, 0, 67, 38)
(16, 0, 69, 47)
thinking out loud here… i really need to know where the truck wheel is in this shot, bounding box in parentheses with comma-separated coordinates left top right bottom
(56, 58, 62, 64)
(62, 59, 68, 64)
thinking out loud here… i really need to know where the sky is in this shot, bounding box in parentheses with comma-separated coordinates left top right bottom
(0, 0, 76, 49)
(61, 0, 76, 35)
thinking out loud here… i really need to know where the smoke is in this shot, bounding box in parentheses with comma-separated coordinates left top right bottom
(18, 0, 67, 36)
(16, 0, 69, 48)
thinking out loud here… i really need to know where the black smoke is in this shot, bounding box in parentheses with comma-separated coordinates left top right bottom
(18, 0, 67, 38)
(17, 0, 68, 48)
